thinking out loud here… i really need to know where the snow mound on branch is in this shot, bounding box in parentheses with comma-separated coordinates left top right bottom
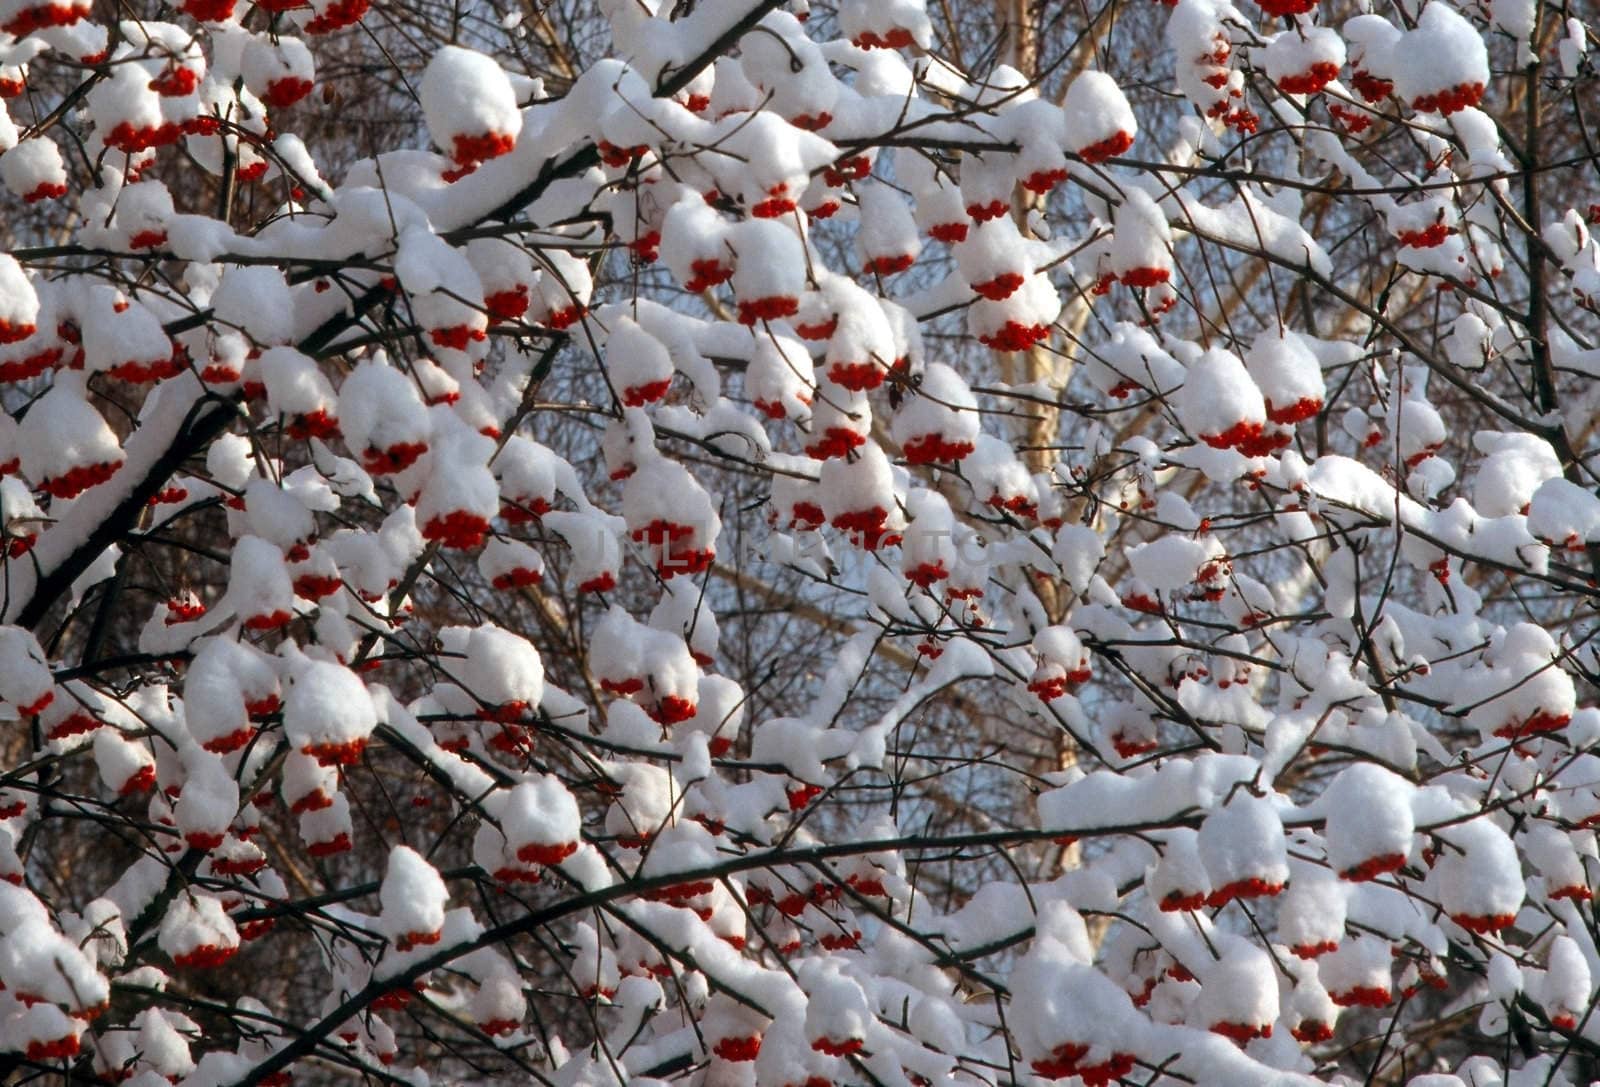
(1038, 754, 1259, 831)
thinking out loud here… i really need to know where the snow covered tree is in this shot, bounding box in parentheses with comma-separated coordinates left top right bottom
(0, 0, 1598, 1083)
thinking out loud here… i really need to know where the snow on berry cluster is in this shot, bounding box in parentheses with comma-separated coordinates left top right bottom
(0, 0, 1594, 1083)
